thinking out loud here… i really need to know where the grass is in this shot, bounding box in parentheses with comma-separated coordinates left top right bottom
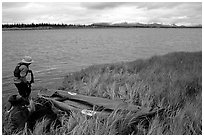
(2, 51, 202, 135)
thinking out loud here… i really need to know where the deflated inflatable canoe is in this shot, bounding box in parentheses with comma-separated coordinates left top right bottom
(43, 97, 111, 117)
(38, 89, 164, 119)
(38, 89, 141, 112)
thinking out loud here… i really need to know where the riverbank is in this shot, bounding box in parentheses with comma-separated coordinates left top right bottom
(59, 51, 202, 134)
(3, 51, 202, 135)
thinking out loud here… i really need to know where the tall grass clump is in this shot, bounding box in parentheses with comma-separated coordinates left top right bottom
(60, 51, 202, 135)
(3, 51, 201, 135)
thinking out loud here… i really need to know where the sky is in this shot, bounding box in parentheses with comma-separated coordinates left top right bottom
(2, 2, 202, 26)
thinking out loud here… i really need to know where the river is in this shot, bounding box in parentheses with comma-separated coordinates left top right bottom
(2, 28, 202, 97)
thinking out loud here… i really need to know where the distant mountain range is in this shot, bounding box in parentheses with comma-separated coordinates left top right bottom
(2, 22, 202, 30)
(91, 22, 202, 28)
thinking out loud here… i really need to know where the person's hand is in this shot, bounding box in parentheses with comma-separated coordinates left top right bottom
(28, 70, 33, 73)
(30, 79, 34, 84)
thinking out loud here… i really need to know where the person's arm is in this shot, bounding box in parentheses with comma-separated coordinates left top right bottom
(29, 70, 34, 83)
(19, 65, 28, 83)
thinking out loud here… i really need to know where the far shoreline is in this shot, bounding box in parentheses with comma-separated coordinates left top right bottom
(2, 26, 202, 31)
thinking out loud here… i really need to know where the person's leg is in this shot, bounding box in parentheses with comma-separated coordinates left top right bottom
(14, 83, 27, 98)
(15, 82, 31, 98)
(21, 83, 32, 99)
(26, 84, 31, 98)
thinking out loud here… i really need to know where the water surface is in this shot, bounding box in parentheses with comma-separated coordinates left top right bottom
(2, 28, 202, 96)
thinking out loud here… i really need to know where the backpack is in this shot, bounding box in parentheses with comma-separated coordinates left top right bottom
(8, 105, 29, 131)
(13, 63, 22, 78)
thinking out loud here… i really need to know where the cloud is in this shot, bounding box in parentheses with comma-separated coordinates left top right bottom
(80, 2, 129, 10)
(2, 2, 202, 25)
(2, 2, 29, 9)
(3, 2, 86, 24)
(134, 2, 190, 10)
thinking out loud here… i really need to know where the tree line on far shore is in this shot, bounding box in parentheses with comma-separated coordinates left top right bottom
(2, 23, 202, 29)
(2, 23, 87, 28)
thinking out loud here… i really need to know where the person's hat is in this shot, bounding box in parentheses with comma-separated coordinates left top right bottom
(8, 95, 21, 104)
(21, 56, 33, 64)
(8, 94, 29, 106)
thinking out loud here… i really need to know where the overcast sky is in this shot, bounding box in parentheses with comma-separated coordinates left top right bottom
(2, 2, 202, 25)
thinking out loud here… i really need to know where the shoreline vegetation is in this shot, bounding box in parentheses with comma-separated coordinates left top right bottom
(2, 22, 202, 31)
(3, 51, 202, 135)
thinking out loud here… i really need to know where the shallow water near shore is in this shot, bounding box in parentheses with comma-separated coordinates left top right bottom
(2, 28, 202, 97)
